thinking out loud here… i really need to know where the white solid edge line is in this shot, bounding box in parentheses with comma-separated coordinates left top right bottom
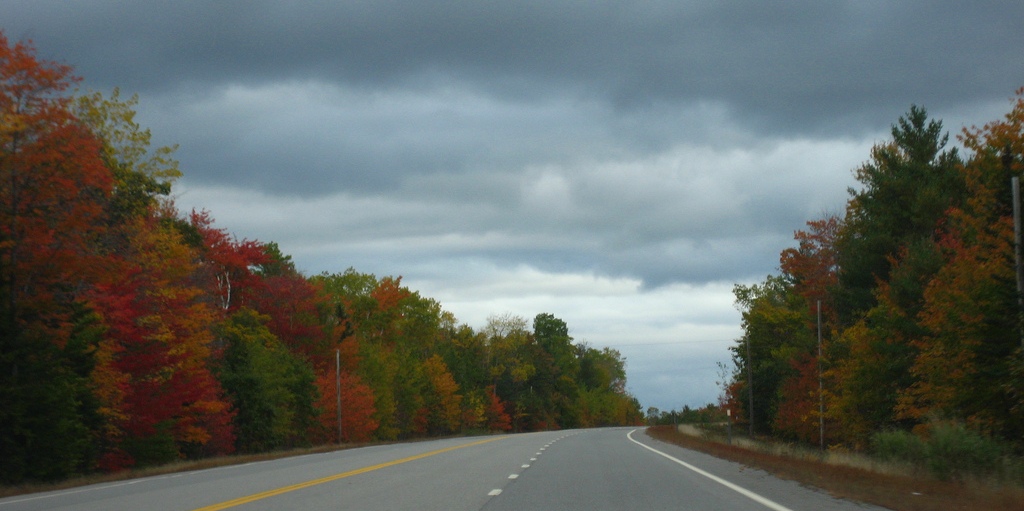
(0, 479, 143, 505)
(626, 429, 794, 511)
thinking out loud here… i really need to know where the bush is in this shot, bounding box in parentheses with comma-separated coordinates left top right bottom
(925, 422, 1004, 481)
(872, 429, 927, 466)
(872, 422, 1007, 481)
(122, 425, 179, 468)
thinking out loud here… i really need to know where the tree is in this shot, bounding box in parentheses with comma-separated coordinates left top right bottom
(74, 88, 180, 228)
(0, 33, 115, 481)
(214, 308, 317, 453)
(575, 344, 639, 426)
(897, 90, 1024, 438)
(190, 210, 269, 312)
(731, 275, 810, 435)
(531, 313, 581, 428)
(246, 244, 336, 369)
(422, 355, 463, 435)
(780, 216, 841, 327)
(835, 106, 964, 324)
(88, 215, 234, 469)
(773, 354, 821, 443)
(772, 217, 841, 444)
(827, 106, 966, 445)
(483, 314, 535, 430)
(313, 370, 378, 443)
(439, 323, 489, 394)
(484, 385, 512, 432)
(311, 270, 402, 439)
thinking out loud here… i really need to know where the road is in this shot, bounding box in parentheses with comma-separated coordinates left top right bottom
(0, 428, 888, 511)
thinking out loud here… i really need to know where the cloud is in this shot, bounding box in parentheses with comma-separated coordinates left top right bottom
(173, 133, 868, 289)
(5, 0, 1022, 409)
(11, 1, 1023, 134)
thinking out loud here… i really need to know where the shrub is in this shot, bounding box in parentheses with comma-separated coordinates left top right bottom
(872, 429, 927, 466)
(872, 422, 1008, 481)
(925, 422, 1004, 481)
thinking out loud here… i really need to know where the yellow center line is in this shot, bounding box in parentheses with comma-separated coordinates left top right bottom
(193, 436, 505, 511)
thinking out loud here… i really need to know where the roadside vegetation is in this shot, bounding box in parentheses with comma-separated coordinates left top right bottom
(699, 80, 1024, 507)
(0, 33, 642, 485)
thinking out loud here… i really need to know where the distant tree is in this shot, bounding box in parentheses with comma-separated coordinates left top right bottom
(422, 355, 463, 435)
(214, 308, 317, 453)
(780, 216, 841, 327)
(89, 216, 234, 469)
(646, 407, 661, 425)
(190, 210, 269, 312)
(485, 385, 512, 432)
(731, 275, 809, 435)
(532, 313, 581, 428)
(313, 369, 378, 443)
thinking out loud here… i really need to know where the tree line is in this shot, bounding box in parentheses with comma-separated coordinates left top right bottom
(0, 34, 642, 483)
(725, 90, 1024, 452)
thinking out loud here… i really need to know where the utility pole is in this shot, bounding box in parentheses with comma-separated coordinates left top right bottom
(1003, 146, 1019, 348)
(1014, 175, 1024, 348)
(746, 335, 754, 437)
(818, 300, 824, 452)
(336, 348, 343, 443)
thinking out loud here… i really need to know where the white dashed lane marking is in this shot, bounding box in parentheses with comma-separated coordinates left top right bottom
(487, 432, 579, 499)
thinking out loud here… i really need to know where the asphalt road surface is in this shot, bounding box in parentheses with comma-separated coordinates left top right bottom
(0, 428, 888, 511)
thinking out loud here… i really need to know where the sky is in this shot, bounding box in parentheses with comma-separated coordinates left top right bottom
(6, 1, 1024, 412)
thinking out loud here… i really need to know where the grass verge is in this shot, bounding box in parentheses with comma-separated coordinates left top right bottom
(645, 425, 1024, 511)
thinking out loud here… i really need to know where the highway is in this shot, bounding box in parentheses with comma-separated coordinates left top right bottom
(0, 428, 887, 511)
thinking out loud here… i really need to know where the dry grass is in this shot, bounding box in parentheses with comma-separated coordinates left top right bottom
(646, 425, 1024, 511)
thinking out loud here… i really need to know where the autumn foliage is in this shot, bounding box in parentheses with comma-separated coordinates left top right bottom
(725, 93, 1024, 457)
(0, 33, 641, 484)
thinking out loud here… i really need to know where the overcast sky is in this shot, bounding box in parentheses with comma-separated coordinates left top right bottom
(6, 1, 1024, 412)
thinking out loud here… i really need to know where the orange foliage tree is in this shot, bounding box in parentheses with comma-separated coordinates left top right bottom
(422, 354, 463, 435)
(485, 385, 513, 432)
(314, 370, 379, 443)
(189, 210, 269, 313)
(88, 216, 234, 469)
(247, 245, 335, 368)
(772, 354, 821, 443)
(898, 90, 1024, 437)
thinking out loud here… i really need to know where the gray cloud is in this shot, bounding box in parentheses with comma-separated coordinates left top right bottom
(5, 0, 1022, 408)
(10, 1, 1023, 131)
